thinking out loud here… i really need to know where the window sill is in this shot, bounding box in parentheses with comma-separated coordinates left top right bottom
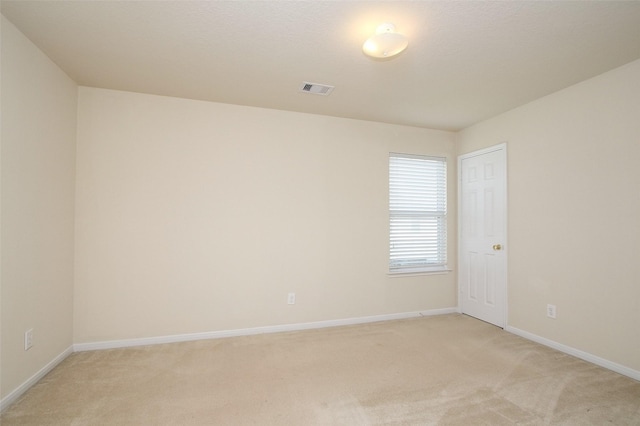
(388, 268, 451, 278)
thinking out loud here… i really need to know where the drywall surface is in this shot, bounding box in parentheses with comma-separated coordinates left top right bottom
(1, 16, 77, 400)
(74, 87, 457, 343)
(457, 59, 640, 371)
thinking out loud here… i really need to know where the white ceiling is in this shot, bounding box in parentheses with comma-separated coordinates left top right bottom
(2, 1, 640, 131)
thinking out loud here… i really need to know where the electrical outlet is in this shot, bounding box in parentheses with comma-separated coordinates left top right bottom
(287, 292, 296, 305)
(547, 304, 557, 319)
(25, 328, 34, 351)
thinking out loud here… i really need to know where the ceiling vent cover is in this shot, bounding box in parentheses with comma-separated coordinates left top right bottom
(300, 82, 334, 96)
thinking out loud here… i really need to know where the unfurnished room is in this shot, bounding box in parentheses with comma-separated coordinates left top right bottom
(1, 1, 640, 424)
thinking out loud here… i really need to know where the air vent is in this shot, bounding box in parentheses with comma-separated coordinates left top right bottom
(300, 82, 334, 96)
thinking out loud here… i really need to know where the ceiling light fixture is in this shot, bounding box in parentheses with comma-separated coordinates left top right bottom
(362, 23, 408, 59)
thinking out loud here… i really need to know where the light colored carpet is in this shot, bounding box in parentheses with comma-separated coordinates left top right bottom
(2, 314, 639, 425)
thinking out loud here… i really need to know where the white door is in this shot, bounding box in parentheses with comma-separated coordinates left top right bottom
(458, 144, 507, 328)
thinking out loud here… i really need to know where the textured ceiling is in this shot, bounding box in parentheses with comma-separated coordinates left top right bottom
(2, 1, 640, 131)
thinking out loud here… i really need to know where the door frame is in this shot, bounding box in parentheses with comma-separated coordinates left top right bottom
(457, 142, 508, 327)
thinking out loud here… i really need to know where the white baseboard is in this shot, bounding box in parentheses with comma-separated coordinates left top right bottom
(74, 308, 458, 352)
(506, 326, 640, 382)
(0, 345, 73, 412)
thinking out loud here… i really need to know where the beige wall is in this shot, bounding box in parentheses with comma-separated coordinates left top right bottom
(74, 87, 457, 343)
(1, 16, 77, 399)
(457, 59, 640, 371)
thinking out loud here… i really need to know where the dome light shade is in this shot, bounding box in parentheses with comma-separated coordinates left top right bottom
(362, 23, 408, 58)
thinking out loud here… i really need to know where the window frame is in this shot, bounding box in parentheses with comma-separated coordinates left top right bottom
(388, 153, 448, 275)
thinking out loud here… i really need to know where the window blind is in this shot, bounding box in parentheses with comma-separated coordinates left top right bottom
(389, 154, 447, 273)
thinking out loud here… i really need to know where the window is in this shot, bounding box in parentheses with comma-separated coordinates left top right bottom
(389, 153, 447, 274)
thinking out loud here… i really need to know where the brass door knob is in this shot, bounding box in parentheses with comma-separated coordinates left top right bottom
(492, 244, 502, 251)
